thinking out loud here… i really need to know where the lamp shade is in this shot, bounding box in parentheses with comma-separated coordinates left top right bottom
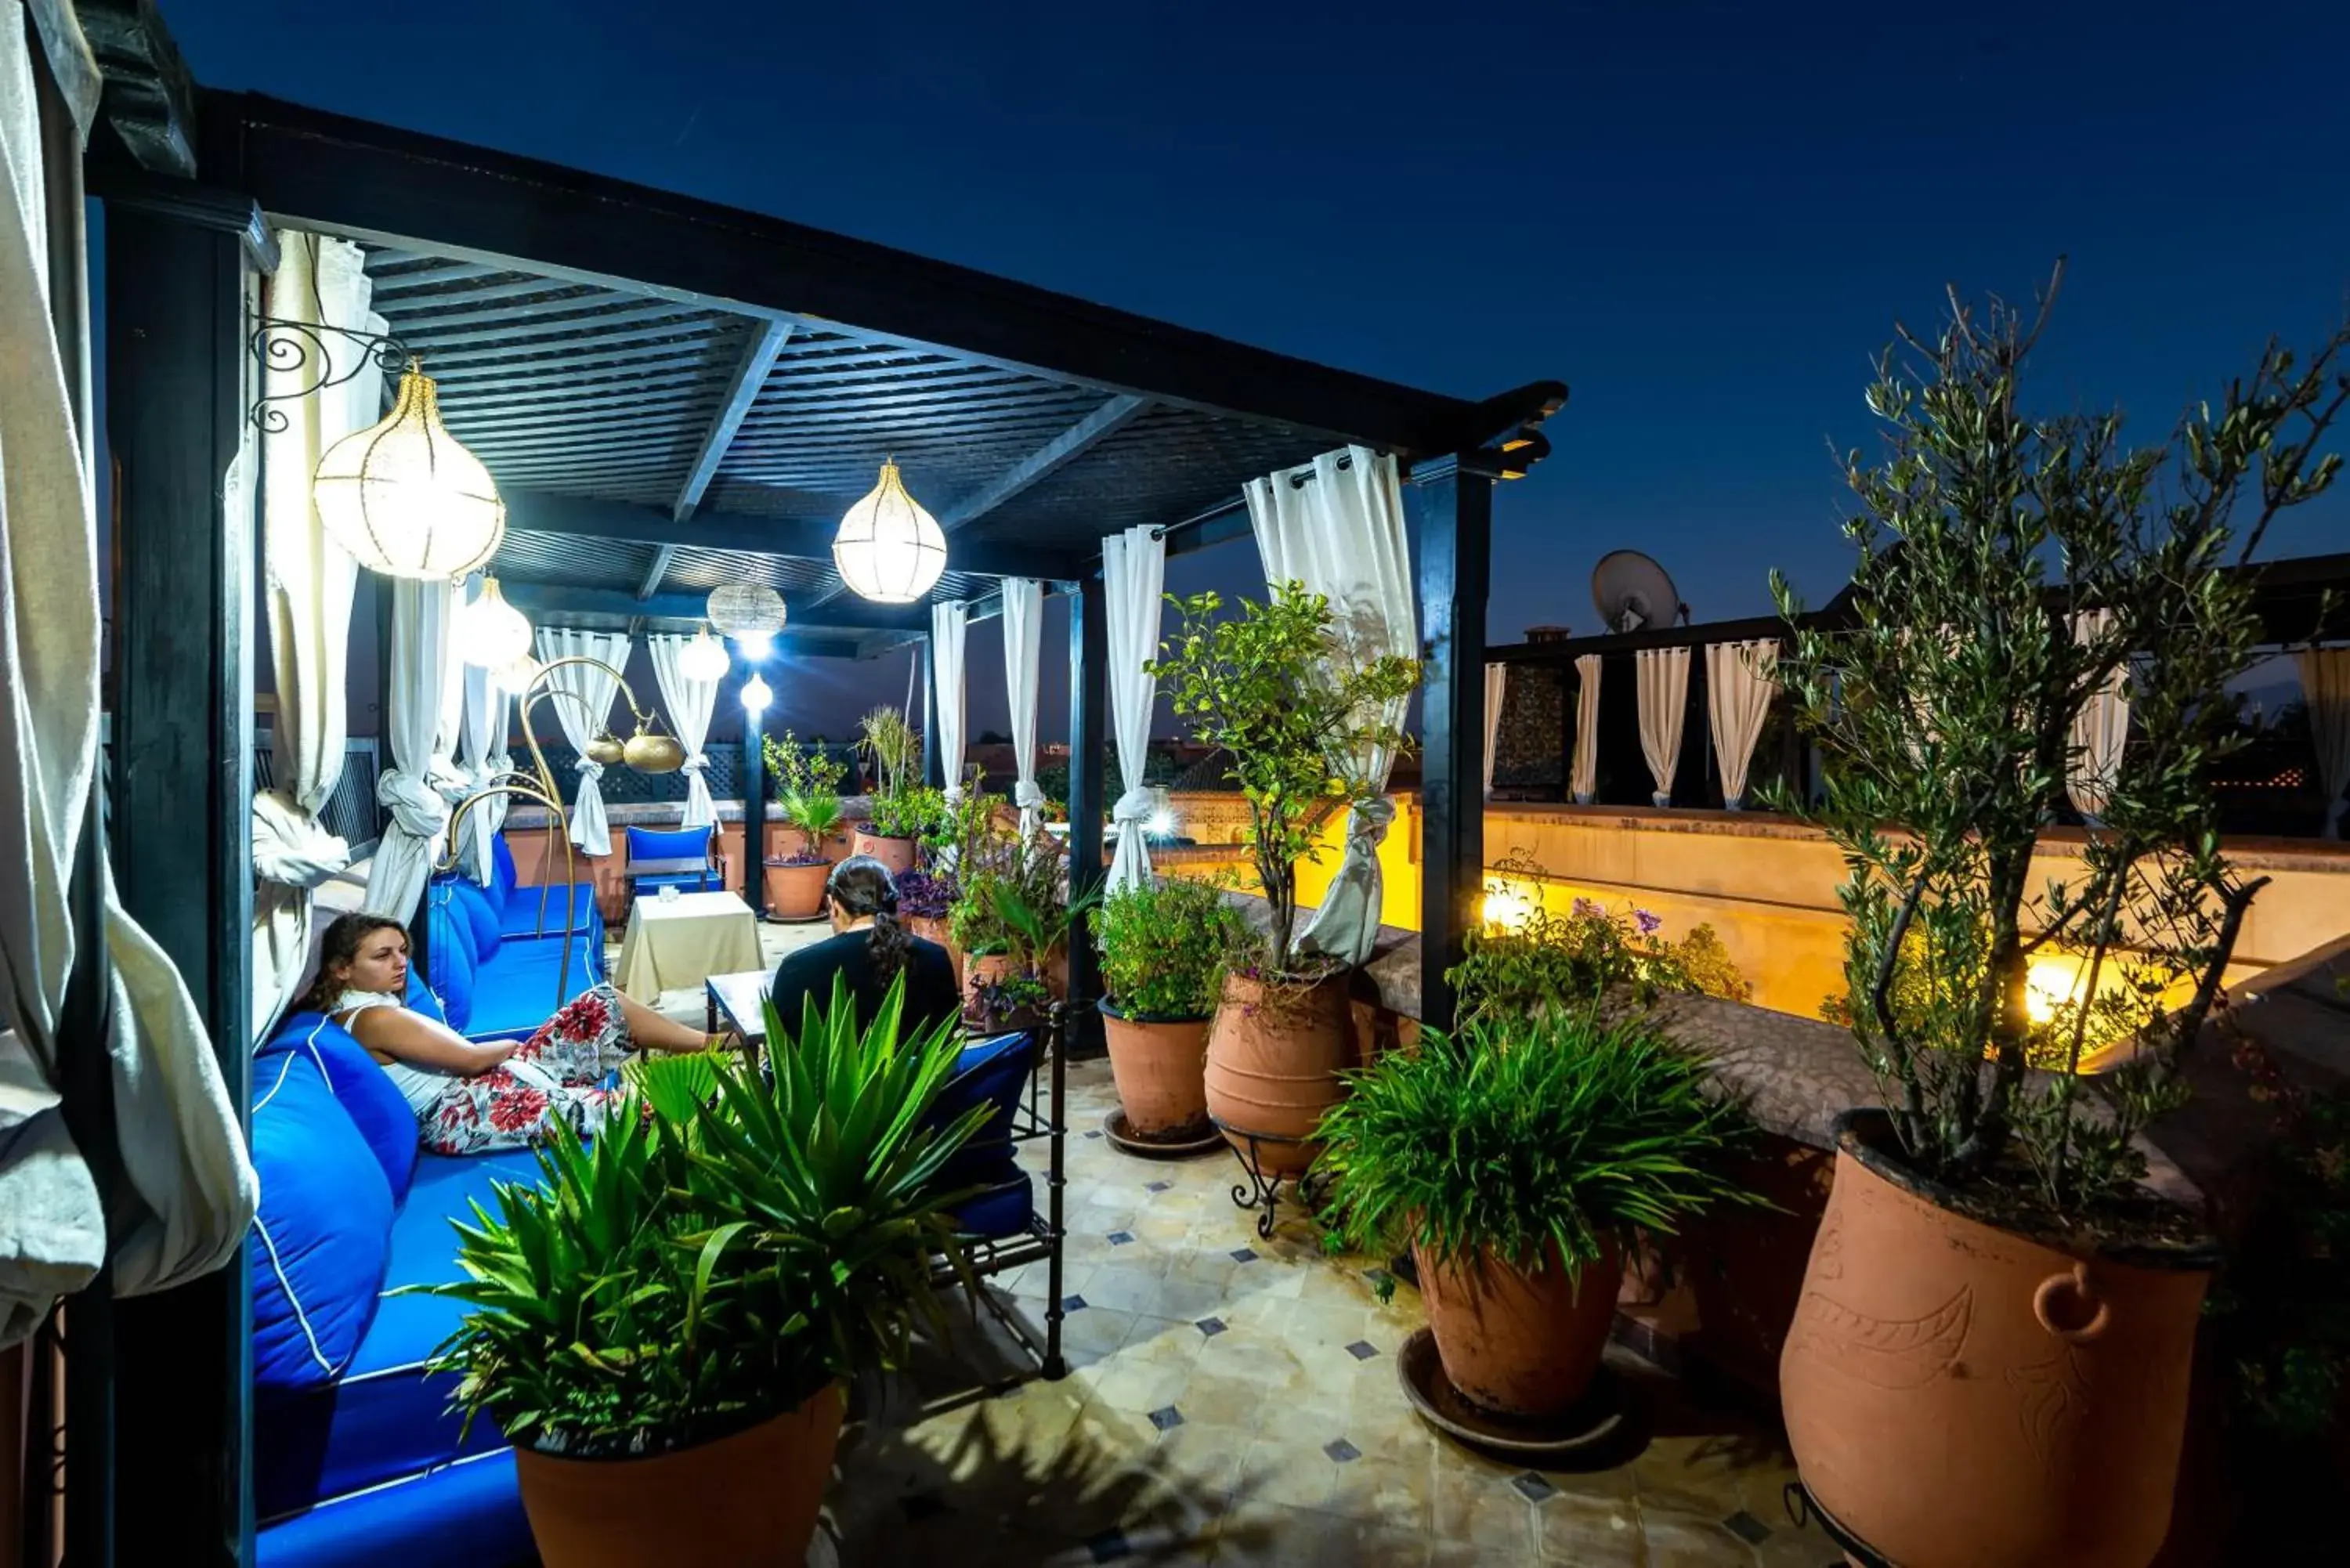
(741, 672, 772, 715)
(677, 623, 730, 684)
(833, 459, 946, 604)
(313, 361, 505, 580)
(455, 576, 533, 670)
(707, 582, 786, 641)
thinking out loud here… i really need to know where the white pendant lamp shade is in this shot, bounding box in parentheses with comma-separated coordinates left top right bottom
(678, 623, 731, 683)
(456, 576, 533, 670)
(741, 672, 772, 715)
(491, 655, 540, 697)
(313, 360, 506, 580)
(707, 581, 786, 647)
(833, 459, 947, 604)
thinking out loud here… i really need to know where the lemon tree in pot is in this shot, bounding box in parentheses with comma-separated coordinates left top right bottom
(1148, 583, 1419, 1174)
(761, 728, 847, 919)
(1317, 1007, 1753, 1422)
(421, 974, 985, 1568)
(1096, 876, 1249, 1142)
(1769, 269, 2349, 1568)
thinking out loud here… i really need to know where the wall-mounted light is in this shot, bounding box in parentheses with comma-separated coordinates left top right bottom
(313, 359, 505, 580)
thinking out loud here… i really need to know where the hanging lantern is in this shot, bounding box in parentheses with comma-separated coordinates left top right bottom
(455, 576, 533, 670)
(832, 458, 946, 605)
(490, 654, 540, 697)
(741, 672, 772, 716)
(677, 623, 730, 684)
(313, 359, 505, 580)
(707, 582, 786, 651)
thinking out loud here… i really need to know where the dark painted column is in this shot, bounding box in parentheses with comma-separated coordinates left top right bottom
(1409, 458, 1494, 1034)
(1064, 583, 1107, 1055)
(742, 654, 768, 916)
(918, 634, 940, 789)
(103, 197, 256, 1566)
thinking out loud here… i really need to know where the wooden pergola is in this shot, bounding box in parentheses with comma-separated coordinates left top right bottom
(63, 5, 1565, 1563)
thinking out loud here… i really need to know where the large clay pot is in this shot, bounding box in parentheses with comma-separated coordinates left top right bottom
(764, 858, 830, 920)
(1202, 973, 1352, 1176)
(1779, 1111, 2213, 1568)
(851, 828, 916, 875)
(1100, 1006, 1211, 1138)
(905, 915, 963, 986)
(1415, 1239, 1623, 1419)
(512, 1385, 844, 1568)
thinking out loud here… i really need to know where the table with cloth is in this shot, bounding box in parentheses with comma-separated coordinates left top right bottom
(614, 891, 763, 999)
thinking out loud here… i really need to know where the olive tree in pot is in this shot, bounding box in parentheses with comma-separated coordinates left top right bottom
(1317, 1007, 1753, 1422)
(1770, 268, 2348, 1568)
(1096, 876, 1250, 1141)
(1148, 583, 1419, 1174)
(420, 975, 985, 1568)
(761, 729, 847, 919)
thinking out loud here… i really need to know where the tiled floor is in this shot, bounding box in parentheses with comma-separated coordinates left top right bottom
(631, 923, 1832, 1565)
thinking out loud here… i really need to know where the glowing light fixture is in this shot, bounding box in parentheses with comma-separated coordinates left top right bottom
(707, 582, 786, 653)
(490, 654, 540, 697)
(677, 623, 730, 684)
(313, 359, 505, 580)
(1148, 807, 1177, 839)
(2025, 954, 2091, 1025)
(735, 630, 774, 662)
(741, 672, 772, 716)
(455, 576, 533, 670)
(833, 458, 946, 604)
(1481, 880, 1537, 930)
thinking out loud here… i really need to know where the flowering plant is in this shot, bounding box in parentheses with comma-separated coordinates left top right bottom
(893, 868, 957, 922)
(1447, 859, 1748, 1026)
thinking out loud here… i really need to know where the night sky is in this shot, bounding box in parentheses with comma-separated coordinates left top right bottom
(169, 0, 2350, 739)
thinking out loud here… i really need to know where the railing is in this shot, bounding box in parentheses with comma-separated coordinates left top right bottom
(253, 734, 383, 858)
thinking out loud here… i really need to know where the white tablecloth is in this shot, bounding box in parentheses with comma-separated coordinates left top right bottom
(615, 891, 763, 1000)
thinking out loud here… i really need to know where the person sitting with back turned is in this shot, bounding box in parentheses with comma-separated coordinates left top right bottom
(768, 855, 962, 1041)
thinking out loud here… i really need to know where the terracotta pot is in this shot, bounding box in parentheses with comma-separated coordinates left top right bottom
(763, 857, 830, 920)
(905, 915, 963, 986)
(1202, 972, 1352, 1176)
(1100, 1006, 1211, 1138)
(964, 952, 1043, 1031)
(512, 1385, 844, 1568)
(1415, 1239, 1623, 1420)
(1779, 1111, 2213, 1568)
(851, 829, 916, 875)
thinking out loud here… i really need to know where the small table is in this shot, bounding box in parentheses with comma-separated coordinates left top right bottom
(704, 968, 774, 1052)
(615, 891, 762, 1000)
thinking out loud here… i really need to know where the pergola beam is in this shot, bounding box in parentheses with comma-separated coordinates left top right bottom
(637, 319, 796, 598)
(504, 580, 927, 634)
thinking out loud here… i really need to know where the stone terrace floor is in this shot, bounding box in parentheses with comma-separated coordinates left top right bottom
(648, 925, 1838, 1566)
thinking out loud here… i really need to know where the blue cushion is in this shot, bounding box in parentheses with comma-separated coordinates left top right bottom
(947, 1155, 1034, 1240)
(632, 868, 721, 895)
(495, 880, 600, 941)
(465, 938, 604, 1042)
(251, 1051, 395, 1393)
(421, 899, 478, 1035)
(439, 876, 502, 964)
(261, 1013, 420, 1205)
(625, 823, 712, 863)
(490, 832, 519, 907)
(257, 1447, 533, 1568)
(256, 1149, 544, 1525)
(930, 1031, 1037, 1183)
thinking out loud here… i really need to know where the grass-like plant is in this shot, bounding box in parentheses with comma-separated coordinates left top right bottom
(420, 974, 986, 1458)
(763, 730, 847, 863)
(1315, 1009, 1756, 1279)
(1097, 876, 1248, 1021)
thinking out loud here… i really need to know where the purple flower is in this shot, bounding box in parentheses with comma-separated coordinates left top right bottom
(1634, 909, 1663, 936)
(1571, 898, 1603, 920)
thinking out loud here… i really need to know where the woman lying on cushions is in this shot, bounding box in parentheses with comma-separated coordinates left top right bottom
(297, 911, 715, 1155)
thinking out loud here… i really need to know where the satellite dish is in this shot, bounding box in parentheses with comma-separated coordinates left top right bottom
(1592, 550, 1687, 634)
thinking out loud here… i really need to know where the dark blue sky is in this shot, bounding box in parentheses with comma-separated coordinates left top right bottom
(175, 0, 2350, 735)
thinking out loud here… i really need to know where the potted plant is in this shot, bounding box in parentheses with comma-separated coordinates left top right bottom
(761, 729, 847, 919)
(421, 975, 986, 1568)
(1148, 583, 1420, 1173)
(850, 706, 931, 873)
(951, 840, 1092, 1031)
(1769, 272, 2348, 1568)
(1096, 876, 1250, 1141)
(1317, 1007, 1753, 1420)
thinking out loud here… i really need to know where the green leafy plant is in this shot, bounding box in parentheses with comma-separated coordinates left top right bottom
(621, 1047, 727, 1125)
(853, 706, 936, 840)
(1448, 862, 1751, 1026)
(763, 730, 848, 862)
(1316, 1008, 1757, 1277)
(866, 783, 947, 843)
(950, 840, 1096, 970)
(1148, 582, 1420, 974)
(418, 974, 985, 1458)
(1097, 876, 1249, 1021)
(1772, 266, 2348, 1219)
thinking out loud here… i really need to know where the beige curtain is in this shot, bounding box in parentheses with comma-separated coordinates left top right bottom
(1636, 646, 1690, 807)
(2066, 609, 2131, 825)
(1482, 662, 1506, 801)
(2298, 645, 2350, 839)
(1571, 653, 1601, 804)
(1705, 640, 1777, 810)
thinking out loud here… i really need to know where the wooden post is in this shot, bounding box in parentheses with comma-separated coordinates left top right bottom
(1409, 457, 1494, 1034)
(103, 193, 257, 1566)
(1064, 582, 1107, 1055)
(918, 633, 940, 789)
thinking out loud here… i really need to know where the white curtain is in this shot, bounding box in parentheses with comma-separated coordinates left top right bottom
(2298, 645, 2350, 839)
(534, 627, 631, 856)
(1636, 646, 1690, 807)
(1483, 662, 1507, 802)
(2066, 610, 2130, 826)
(1571, 653, 1601, 804)
(1000, 580, 1047, 839)
(1705, 639, 1778, 810)
(931, 601, 968, 801)
(363, 581, 460, 919)
(1246, 446, 1415, 967)
(455, 658, 510, 884)
(252, 232, 382, 1032)
(647, 632, 719, 830)
(1, 13, 256, 1344)
(1101, 529, 1164, 891)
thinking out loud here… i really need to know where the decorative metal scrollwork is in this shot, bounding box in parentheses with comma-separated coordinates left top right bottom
(248, 316, 412, 433)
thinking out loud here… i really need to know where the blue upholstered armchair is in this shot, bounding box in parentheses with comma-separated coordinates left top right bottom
(624, 822, 721, 898)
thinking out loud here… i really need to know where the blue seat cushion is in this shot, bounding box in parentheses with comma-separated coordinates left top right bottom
(251, 1051, 395, 1393)
(633, 868, 720, 895)
(436, 876, 503, 963)
(495, 879, 601, 941)
(930, 1031, 1037, 1183)
(258, 1447, 533, 1568)
(625, 823, 713, 863)
(261, 1013, 420, 1204)
(256, 1148, 545, 1524)
(465, 938, 605, 1041)
(947, 1156, 1034, 1240)
(489, 833, 519, 908)
(421, 897, 479, 1035)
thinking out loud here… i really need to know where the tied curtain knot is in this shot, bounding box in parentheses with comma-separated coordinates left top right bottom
(378, 769, 451, 840)
(681, 751, 710, 775)
(1344, 796, 1397, 854)
(1112, 786, 1159, 826)
(251, 789, 351, 889)
(574, 757, 605, 782)
(1014, 781, 1047, 811)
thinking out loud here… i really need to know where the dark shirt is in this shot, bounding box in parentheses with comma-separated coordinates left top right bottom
(766, 929, 963, 1046)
